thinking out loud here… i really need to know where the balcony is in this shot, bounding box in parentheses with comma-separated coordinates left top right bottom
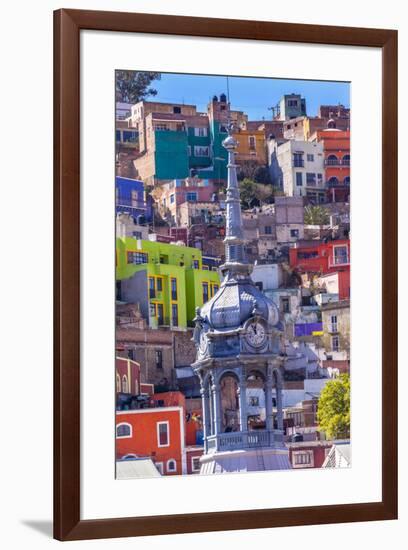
(206, 429, 284, 453)
(328, 324, 339, 333)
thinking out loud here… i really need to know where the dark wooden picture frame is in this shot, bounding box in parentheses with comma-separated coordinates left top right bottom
(54, 8, 398, 541)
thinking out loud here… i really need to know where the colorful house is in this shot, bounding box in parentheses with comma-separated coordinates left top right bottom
(115, 176, 151, 222)
(116, 238, 220, 328)
(115, 391, 204, 476)
(289, 239, 350, 300)
(314, 130, 350, 203)
(132, 96, 248, 184)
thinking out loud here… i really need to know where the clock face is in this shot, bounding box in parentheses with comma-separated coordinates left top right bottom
(246, 322, 266, 347)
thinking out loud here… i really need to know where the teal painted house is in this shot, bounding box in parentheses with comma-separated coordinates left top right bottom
(134, 95, 245, 184)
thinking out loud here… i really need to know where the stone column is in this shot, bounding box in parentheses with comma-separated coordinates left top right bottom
(200, 385, 210, 453)
(265, 369, 274, 432)
(238, 375, 247, 433)
(275, 372, 284, 431)
(212, 381, 221, 436)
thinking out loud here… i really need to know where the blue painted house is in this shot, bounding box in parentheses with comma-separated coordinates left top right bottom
(115, 177, 152, 222)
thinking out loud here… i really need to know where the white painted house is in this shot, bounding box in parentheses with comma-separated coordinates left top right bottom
(268, 139, 325, 203)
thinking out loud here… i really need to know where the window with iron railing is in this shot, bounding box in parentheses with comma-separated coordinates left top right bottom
(127, 251, 148, 264)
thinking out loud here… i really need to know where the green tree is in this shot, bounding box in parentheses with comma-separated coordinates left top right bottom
(304, 205, 330, 226)
(116, 71, 161, 103)
(317, 374, 350, 439)
(239, 178, 259, 209)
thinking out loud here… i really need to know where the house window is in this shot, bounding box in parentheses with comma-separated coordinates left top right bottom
(333, 245, 348, 265)
(127, 251, 148, 264)
(132, 231, 142, 239)
(187, 146, 192, 156)
(173, 106, 181, 114)
(170, 194, 175, 204)
(249, 396, 259, 407)
(192, 259, 200, 269)
(155, 123, 169, 131)
(186, 192, 198, 202)
(293, 153, 304, 167)
(149, 277, 155, 299)
(210, 283, 219, 297)
(116, 423, 132, 438)
(167, 459, 177, 473)
(288, 99, 298, 107)
(122, 375, 129, 393)
(194, 146, 210, 157)
(249, 136, 256, 150)
(293, 451, 312, 466)
(157, 422, 170, 447)
(171, 304, 178, 327)
(191, 456, 201, 472)
(306, 173, 316, 186)
(194, 127, 208, 137)
(156, 303, 164, 325)
(156, 277, 163, 291)
(264, 225, 272, 235)
(327, 154, 338, 165)
(281, 297, 290, 313)
(127, 348, 135, 360)
(330, 315, 338, 332)
(307, 153, 314, 162)
(331, 336, 340, 352)
(202, 282, 209, 303)
(155, 350, 163, 369)
(295, 172, 303, 186)
(171, 277, 178, 300)
(342, 154, 350, 166)
(290, 229, 299, 238)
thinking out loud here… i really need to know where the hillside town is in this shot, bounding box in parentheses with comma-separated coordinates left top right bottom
(115, 87, 351, 478)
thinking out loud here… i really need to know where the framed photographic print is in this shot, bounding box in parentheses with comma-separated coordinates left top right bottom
(54, 9, 398, 541)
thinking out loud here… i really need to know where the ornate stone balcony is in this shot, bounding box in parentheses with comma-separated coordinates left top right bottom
(206, 429, 284, 453)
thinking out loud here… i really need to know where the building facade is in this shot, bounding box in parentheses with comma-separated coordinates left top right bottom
(116, 238, 220, 328)
(313, 129, 350, 203)
(268, 139, 326, 203)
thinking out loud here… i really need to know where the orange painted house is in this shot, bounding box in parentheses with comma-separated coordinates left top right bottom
(315, 130, 350, 203)
(116, 406, 185, 475)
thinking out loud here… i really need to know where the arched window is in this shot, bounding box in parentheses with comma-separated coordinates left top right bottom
(116, 374, 121, 393)
(327, 154, 338, 166)
(116, 422, 132, 438)
(327, 177, 339, 187)
(122, 453, 137, 460)
(343, 176, 350, 186)
(167, 459, 177, 473)
(342, 154, 350, 166)
(122, 375, 128, 393)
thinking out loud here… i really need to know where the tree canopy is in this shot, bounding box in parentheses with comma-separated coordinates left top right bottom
(304, 205, 330, 226)
(317, 374, 350, 440)
(116, 71, 161, 104)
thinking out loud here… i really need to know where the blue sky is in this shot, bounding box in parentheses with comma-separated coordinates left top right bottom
(150, 73, 350, 121)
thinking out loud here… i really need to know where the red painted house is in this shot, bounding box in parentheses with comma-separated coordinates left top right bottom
(116, 391, 204, 476)
(116, 357, 141, 396)
(116, 406, 185, 475)
(289, 239, 350, 300)
(287, 440, 335, 469)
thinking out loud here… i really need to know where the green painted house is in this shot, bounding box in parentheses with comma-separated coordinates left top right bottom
(116, 238, 220, 329)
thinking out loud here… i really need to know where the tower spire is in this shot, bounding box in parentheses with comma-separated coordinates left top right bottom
(221, 126, 251, 275)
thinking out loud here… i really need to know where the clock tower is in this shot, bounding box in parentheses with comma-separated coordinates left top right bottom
(192, 126, 291, 474)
